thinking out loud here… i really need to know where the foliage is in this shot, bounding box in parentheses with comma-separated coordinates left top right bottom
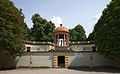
(87, 32, 95, 41)
(69, 29, 77, 41)
(0, 0, 26, 56)
(29, 15, 86, 42)
(94, 0, 120, 57)
(29, 13, 55, 42)
(69, 24, 86, 41)
(24, 23, 30, 40)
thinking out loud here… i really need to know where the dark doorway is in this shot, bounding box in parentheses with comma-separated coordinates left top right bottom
(58, 56, 65, 68)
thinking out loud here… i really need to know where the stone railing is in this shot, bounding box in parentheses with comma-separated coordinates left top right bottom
(25, 41, 54, 45)
(70, 41, 94, 45)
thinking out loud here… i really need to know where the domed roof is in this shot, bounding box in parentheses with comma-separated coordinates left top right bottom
(54, 24, 69, 33)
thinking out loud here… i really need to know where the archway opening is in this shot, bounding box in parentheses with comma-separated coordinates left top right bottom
(58, 56, 65, 68)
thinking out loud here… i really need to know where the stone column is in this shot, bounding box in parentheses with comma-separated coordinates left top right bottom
(54, 34, 56, 46)
(66, 34, 69, 46)
(58, 34, 59, 46)
(64, 34, 65, 46)
(53, 56, 58, 68)
(65, 56, 69, 68)
(29, 52, 32, 68)
(89, 52, 93, 67)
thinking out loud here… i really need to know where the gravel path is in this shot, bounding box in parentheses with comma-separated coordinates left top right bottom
(0, 68, 120, 74)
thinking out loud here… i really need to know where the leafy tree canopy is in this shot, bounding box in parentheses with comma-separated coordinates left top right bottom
(94, 0, 120, 57)
(87, 32, 95, 41)
(69, 24, 86, 41)
(29, 13, 55, 42)
(0, 0, 26, 56)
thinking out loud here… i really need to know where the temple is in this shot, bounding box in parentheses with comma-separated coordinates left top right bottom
(16, 24, 112, 68)
(54, 24, 69, 47)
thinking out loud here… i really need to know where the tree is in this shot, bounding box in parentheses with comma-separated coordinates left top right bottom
(94, 0, 120, 57)
(44, 21, 55, 41)
(74, 25, 86, 41)
(0, 0, 26, 69)
(69, 24, 86, 41)
(30, 14, 46, 41)
(87, 32, 95, 41)
(29, 13, 55, 41)
(69, 29, 77, 41)
(24, 23, 30, 40)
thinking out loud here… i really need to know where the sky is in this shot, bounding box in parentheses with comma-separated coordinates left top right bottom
(12, 0, 111, 37)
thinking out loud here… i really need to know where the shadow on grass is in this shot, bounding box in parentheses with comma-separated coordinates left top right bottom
(68, 66, 120, 73)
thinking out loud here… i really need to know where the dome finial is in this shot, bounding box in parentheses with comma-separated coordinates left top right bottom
(54, 24, 69, 33)
(60, 24, 62, 27)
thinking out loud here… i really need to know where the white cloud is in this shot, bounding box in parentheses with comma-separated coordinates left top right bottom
(51, 16, 62, 28)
